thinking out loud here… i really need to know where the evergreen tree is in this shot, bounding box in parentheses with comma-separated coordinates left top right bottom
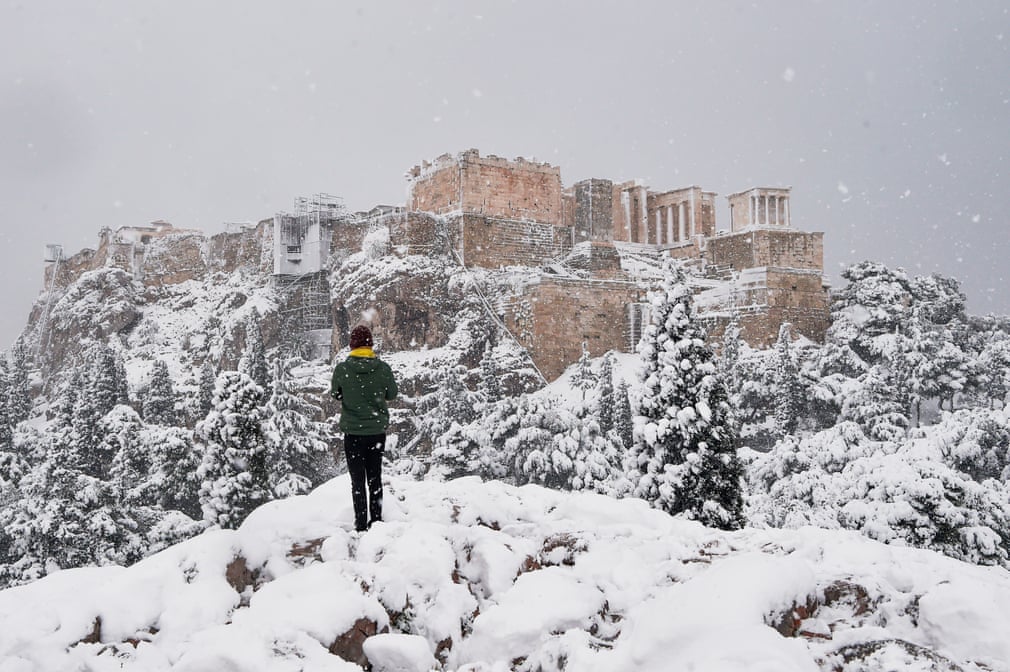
(146, 426, 203, 518)
(88, 344, 130, 416)
(841, 364, 910, 443)
(6, 339, 32, 426)
(719, 314, 743, 400)
(773, 323, 803, 437)
(196, 371, 271, 529)
(106, 405, 151, 507)
(478, 341, 503, 405)
(570, 342, 597, 401)
(0, 359, 12, 451)
(142, 359, 178, 426)
(614, 380, 634, 451)
(240, 311, 271, 392)
(508, 394, 574, 489)
(262, 361, 335, 497)
(628, 261, 745, 530)
(596, 353, 615, 435)
(197, 359, 217, 419)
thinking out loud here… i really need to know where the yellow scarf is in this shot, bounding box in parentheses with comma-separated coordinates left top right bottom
(349, 347, 376, 358)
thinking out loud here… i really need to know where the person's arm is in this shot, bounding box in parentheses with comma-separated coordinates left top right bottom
(330, 366, 343, 399)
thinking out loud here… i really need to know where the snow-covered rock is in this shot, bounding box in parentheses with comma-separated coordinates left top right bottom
(1, 476, 1008, 671)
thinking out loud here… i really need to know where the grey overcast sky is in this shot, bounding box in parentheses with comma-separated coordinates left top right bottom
(2, 1, 1008, 350)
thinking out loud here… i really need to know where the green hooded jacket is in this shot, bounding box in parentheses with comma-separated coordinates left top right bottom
(330, 353, 398, 435)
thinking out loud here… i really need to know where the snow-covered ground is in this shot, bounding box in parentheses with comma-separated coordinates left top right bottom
(1, 476, 1007, 672)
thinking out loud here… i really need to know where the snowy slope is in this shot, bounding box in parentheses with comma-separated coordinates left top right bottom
(1, 476, 1008, 672)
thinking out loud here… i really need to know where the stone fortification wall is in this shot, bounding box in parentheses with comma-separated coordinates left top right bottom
(573, 179, 615, 243)
(382, 211, 443, 256)
(139, 233, 207, 286)
(696, 267, 830, 347)
(505, 276, 644, 381)
(453, 214, 572, 269)
(408, 150, 564, 225)
(706, 229, 823, 272)
(207, 221, 272, 276)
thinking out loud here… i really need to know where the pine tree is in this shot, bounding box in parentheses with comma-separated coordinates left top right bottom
(262, 361, 335, 497)
(88, 344, 130, 416)
(106, 405, 151, 507)
(147, 425, 203, 518)
(6, 339, 32, 426)
(773, 323, 803, 437)
(196, 371, 271, 529)
(240, 311, 271, 393)
(0, 359, 12, 451)
(508, 395, 574, 489)
(720, 314, 743, 399)
(197, 359, 216, 419)
(614, 380, 634, 451)
(596, 353, 615, 435)
(570, 341, 597, 401)
(478, 341, 503, 405)
(628, 261, 745, 530)
(143, 359, 179, 426)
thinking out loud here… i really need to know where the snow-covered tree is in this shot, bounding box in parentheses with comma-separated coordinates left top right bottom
(146, 426, 203, 519)
(628, 261, 745, 530)
(570, 342, 597, 401)
(6, 339, 32, 426)
(614, 380, 633, 451)
(142, 359, 178, 426)
(841, 364, 910, 443)
(478, 341, 503, 405)
(262, 361, 336, 498)
(719, 315, 743, 400)
(596, 353, 615, 435)
(509, 395, 574, 489)
(240, 310, 271, 392)
(772, 324, 803, 438)
(0, 359, 12, 451)
(197, 359, 217, 420)
(197, 371, 271, 529)
(747, 419, 1010, 568)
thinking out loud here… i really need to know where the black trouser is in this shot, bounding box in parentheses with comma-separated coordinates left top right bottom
(343, 433, 385, 531)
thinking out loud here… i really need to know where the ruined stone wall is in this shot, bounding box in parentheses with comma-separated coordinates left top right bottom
(139, 234, 207, 286)
(384, 211, 442, 256)
(506, 276, 643, 380)
(207, 221, 272, 275)
(697, 268, 829, 348)
(561, 189, 577, 229)
(573, 179, 615, 243)
(454, 214, 572, 269)
(706, 229, 823, 272)
(45, 247, 100, 291)
(330, 219, 373, 258)
(564, 241, 624, 280)
(408, 154, 462, 214)
(408, 150, 563, 225)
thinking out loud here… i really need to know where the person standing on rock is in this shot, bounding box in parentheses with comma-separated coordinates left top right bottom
(330, 325, 398, 532)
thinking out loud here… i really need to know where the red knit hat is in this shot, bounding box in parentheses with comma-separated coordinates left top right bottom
(349, 325, 373, 349)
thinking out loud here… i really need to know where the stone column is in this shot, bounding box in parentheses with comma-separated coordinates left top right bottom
(667, 205, 674, 243)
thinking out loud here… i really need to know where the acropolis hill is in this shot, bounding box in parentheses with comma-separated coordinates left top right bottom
(36, 150, 829, 381)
